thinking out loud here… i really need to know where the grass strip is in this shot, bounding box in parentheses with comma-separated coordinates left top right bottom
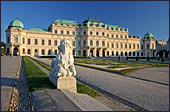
(24, 56, 56, 92)
(30, 57, 100, 98)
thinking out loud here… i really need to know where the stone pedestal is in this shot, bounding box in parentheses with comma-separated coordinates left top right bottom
(49, 73, 77, 93)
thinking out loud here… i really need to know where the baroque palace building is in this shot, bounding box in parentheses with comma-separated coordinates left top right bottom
(6, 17, 158, 57)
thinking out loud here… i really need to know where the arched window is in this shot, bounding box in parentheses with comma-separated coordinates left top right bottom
(129, 44, 131, 49)
(102, 41, 105, 46)
(96, 32, 99, 35)
(34, 49, 38, 55)
(121, 52, 123, 56)
(22, 48, 25, 54)
(112, 51, 114, 56)
(102, 32, 105, 36)
(90, 31, 93, 35)
(73, 41, 75, 46)
(133, 44, 135, 49)
(90, 40, 93, 46)
(133, 52, 136, 56)
(48, 50, 51, 55)
(116, 43, 119, 48)
(55, 50, 57, 55)
(61, 30, 63, 34)
(42, 49, 45, 55)
(67, 31, 69, 35)
(96, 41, 99, 46)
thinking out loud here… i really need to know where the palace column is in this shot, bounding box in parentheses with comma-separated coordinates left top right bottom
(99, 48, 102, 57)
(93, 48, 96, 57)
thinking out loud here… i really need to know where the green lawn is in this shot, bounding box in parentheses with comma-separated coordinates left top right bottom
(27, 56, 100, 97)
(24, 56, 56, 92)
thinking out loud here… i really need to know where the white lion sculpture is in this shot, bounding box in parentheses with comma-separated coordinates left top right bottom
(50, 39, 76, 77)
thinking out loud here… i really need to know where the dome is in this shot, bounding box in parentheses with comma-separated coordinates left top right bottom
(144, 31, 154, 38)
(8, 18, 24, 29)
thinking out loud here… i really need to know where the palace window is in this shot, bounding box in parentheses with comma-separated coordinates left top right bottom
(84, 31, 86, 35)
(116, 35, 118, 38)
(116, 43, 119, 48)
(133, 44, 135, 49)
(22, 48, 25, 54)
(73, 50, 75, 55)
(112, 51, 114, 56)
(28, 39, 31, 45)
(133, 52, 136, 56)
(23, 38, 25, 44)
(83, 40, 86, 47)
(61, 30, 63, 34)
(125, 52, 127, 56)
(107, 51, 109, 56)
(112, 43, 114, 48)
(147, 44, 150, 49)
(48, 40, 51, 45)
(121, 43, 123, 48)
(14, 37, 18, 43)
(141, 45, 143, 49)
(7, 37, 10, 43)
(112, 34, 114, 38)
(116, 51, 118, 56)
(121, 52, 123, 56)
(48, 50, 51, 55)
(67, 31, 69, 35)
(125, 35, 127, 38)
(129, 52, 131, 56)
(96, 32, 99, 35)
(35, 39, 38, 45)
(107, 34, 109, 37)
(121, 35, 123, 38)
(102, 32, 105, 36)
(90, 40, 93, 46)
(42, 49, 45, 55)
(55, 30, 57, 34)
(27, 49, 31, 54)
(137, 44, 139, 49)
(78, 40, 81, 47)
(129, 44, 131, 49)
(42, 39, 45, 45)
(141, 52, 143, 56)
(54, 40, 57, 46)
(73, 41, 75, 46)
(125, 43, 127, 48)
(73, 31, 75, 35)
(137, 52, 139, 56)
(34, 49, 38, 55)
(107, 42, 109, 48)
(55, 50, 57, 55)
(152, 43, 154, 49)
(102, 41, 105, 46)
(78, 50, 81, 56)
(90, 31, 93, 35)
(96, 41, 99, 46)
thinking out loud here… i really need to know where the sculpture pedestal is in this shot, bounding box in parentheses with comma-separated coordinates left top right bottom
(49, 73, 77, 93)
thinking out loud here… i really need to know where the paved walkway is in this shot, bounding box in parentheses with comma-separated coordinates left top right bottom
(1, 56, 21, 111)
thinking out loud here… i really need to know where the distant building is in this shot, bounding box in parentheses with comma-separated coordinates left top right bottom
(6, 17, 164, 57)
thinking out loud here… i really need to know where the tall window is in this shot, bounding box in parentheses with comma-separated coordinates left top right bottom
(152, 43, 154, 49)
(90, 40, 93, 46)
(78, 50, 81, 56)
(121, 52, 123, 56)
(102, 32, 105, 36)
(48, 50, 51, 55)
(96, 32, 99, 35)
(73, 41, 75, 46)
(125, 44, 127, 48)
(14, 37, 18, 43)
(121, 43, 123, 48)
(116, 35, 118, 38)
(7, 37, 10, 43)
(61, 30, 63, 34)
(133, 44, 135, 49)
(116, 43, 119, 48)
(121, 35, 123, 38)
(28, 39, 31, 45)
(96, 41, 99, 46)
(42, 49, 45, 55)
(67, 31, 69, 35)
(137, 44, 139, 49)
(129, 44, 131, 49)
(27, 49, 31, 54)
(42, 39, 45, 45)
(112, 43, 114, 48)
(35, 39, 38, 45)
(141, 52, 143, 56)
(83, 40, 86, 47)
(84, 31, 86, 35)
(133, 52, 135, 56)
(141, 45, 143, 49)
(107, 34, 109, 37)
(116, 51, 118, 56)
(22, 48, 25, 54)
(147, 44, 149, 49)
(48, 40, 51, 45)
(112, 51, 114, 56)
(125, 35, 127, 38)
(112, 34, 114, 38)
(55, 30, 57, 34)
(78, 40, 81, 47)
(107, 42, 109, 48)
(129, 52, 131, 56)
(73, 31, 75, 35)
(102, 41, 105, 46)
(55, 50, 57, 55)
(55, 40, 57, 46)
(23, 38, 25, 44)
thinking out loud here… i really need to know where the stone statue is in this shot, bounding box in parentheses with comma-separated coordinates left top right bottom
(49, 39, 77, 92)
(51, 39, 76, 77)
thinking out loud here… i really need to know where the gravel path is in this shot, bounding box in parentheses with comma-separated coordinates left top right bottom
(126, 67, 169, 85)
(33, 57, 169, 111)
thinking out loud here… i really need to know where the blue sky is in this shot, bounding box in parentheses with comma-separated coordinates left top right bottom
(1, 1, 169, 42)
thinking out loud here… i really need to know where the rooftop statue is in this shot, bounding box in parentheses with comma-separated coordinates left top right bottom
(51, 39, 76, 77)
